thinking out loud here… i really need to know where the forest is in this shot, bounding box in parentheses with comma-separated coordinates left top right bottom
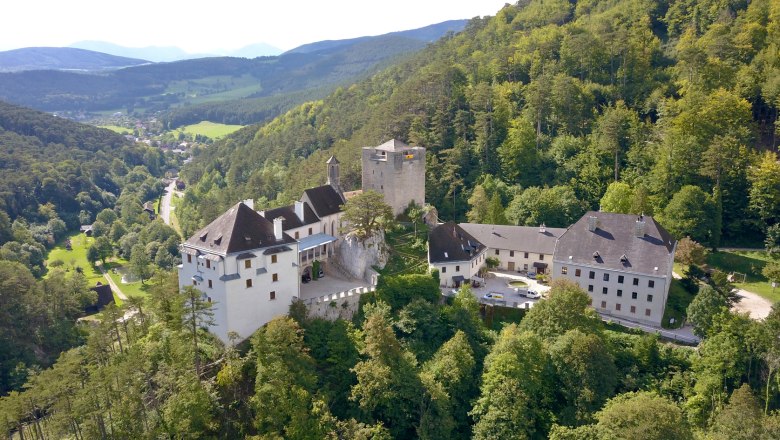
(179, 0, 780, 250)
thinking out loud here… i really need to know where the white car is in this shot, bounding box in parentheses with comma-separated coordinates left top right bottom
(522, 290, 541, 299)
(483, 292, 504, 300)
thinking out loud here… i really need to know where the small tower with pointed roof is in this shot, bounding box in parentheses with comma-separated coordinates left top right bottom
(326, 155, 341, 197)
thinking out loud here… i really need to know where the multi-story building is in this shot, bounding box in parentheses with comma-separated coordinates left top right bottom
(428, 222, 487, 287)
(362, 139, 425, 216)
(552, 212, 677, 327)
(458, 223, 565, 274)
(178, 202, 300, 342)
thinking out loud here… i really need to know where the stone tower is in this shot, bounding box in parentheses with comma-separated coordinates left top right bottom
(326, 155, 342, 195)
(361, 139, 426, 216)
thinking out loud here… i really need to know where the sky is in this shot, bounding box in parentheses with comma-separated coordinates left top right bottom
(2, 0, 510, 53)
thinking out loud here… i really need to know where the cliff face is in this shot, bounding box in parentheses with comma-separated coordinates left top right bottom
(333, 230, 388, 282)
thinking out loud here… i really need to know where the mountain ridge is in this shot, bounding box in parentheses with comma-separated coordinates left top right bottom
(0, 47, 149, 72)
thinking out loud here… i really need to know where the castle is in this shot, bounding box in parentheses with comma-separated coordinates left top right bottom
(178, 140, 426, 342)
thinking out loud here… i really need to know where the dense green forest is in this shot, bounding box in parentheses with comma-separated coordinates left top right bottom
(180, 0, 780, 249)
(0, 100, 182, 395)
(4, 270, 780, 439)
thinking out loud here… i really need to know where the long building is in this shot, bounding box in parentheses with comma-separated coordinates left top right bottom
(458, 223, 565, 274)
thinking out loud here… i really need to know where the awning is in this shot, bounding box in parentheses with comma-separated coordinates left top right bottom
(452, 275, 465, 283)
(236, 252, 256, 260)
(297, 233, 337, 252)
(533, 262, 548, 269)
(191, 275, 203, 282)
(263, 245, 293, 255)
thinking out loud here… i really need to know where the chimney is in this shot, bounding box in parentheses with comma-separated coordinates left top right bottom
(635, 215, 646, 237)
(242, 199, 254, 210)
(539, 223, 546, 233)
(273, 217, 283, 240)
(294, 201, 305, 222)
(587, 216, 598, 232)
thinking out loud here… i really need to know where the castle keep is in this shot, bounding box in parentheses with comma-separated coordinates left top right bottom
(362, 139, 425, 216)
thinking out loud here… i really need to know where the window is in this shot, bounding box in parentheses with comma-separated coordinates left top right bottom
(630, 306, 636, 314)
(495, 249, 499, 255)
(618, 275, 624, 284)
(271, 254, 277, 264)
(272, 273, 278, 282)
(602, 287, 608, 294)
(308, 227, 313, 235)
(588, 285, 594, 292)
(510, 251, 515, 257)
(539, 254, 544, 260)
(616, 303, 622, 311)
(645, 309, 651, 316)
(617, 289, 623, 297)
(244, 259, 252, 269)
(648, 280, 655, 288)
(442, 267, 447, 273)
(270, 291, 276, 300)
(601, 301, 607, 308)
(633, 277, 639, 286)
(208, 280, 212, 288)
(632, 292, 638, 299)
(575, 268, 581, 277)
(647, 294, 653, 302)
(523, 264, 528, 270)
(455, 265, 460, 272)
(524, 252, 529, 258)
(206, 259, 211, 269)
(192, 280, 197, 286)
(187, 254, 192, 263)
(295, 231, 299, 239)
(246, 279, 253, 288)
(561, 266, 568, 275)
(589, 271, 595, 279)
(603, 273, 609, 282)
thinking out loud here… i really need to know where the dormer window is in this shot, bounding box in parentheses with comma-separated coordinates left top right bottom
(199, 232, 208, 242)
(620, 254, 628, 263)
(593, 251, 600, 260)
(213, 234, 222, 246)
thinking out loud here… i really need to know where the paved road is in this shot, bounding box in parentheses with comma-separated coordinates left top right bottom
(159, 180, 175, 225)
(599, 313, 700, 344)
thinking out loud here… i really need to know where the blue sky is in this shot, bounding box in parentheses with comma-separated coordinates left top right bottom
(2, 0, 510, 52)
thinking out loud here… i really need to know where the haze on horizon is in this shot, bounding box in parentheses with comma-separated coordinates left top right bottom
(2, 0, 509, 54)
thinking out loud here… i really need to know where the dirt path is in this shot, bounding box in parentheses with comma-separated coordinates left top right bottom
(159, 180, 175, 226)
(733, 289, 773, 320)
(98, 264, 128, 301)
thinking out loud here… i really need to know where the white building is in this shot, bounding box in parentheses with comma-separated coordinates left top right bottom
(458, 223, 565, 274)
(178, 202, 300, 342)
(428, 222, 487, 287)
(552, 212, 677, 327)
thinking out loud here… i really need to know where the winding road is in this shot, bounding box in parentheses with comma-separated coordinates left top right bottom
(159, 180, 176, 225)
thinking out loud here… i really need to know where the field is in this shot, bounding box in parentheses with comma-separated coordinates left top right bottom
(45, 232, 102, 284)
(103, 260, 150, 298)
(165, 74, 264, 105)
(98, 125, 133, 135)
(176, 121, 244, 139)
(706, 250, 780, 303)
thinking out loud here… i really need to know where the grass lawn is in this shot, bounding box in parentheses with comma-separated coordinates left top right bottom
(45, 232, 103, 284)
(706, 250, 780, 303)
(508, 280, 529, 288)
(176, 121, 243, 139)
(98, 125, 133, 135)
(662, 279, 696, 329)
(378, 226, 429, 276)
(103, 260, 150, 298)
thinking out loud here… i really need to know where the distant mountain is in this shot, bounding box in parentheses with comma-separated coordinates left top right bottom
(70, 40, 282, 62)
(284, 19, 468, 55)
(0, 47, 149, 72)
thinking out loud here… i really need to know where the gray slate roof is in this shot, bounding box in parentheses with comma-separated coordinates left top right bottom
(184, 202, 295, 255)
(554, 212, 676, 277)
(262, 203, 319, 230)
(458, 223, 565, 255)
(429, 222, 486, 264)
(301, 185, 344, 218)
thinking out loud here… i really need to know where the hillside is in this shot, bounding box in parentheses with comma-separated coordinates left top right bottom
(0, 100, 163, 225)
(0, 21, 465, 126)
(70, 40, 283, 62)
(179, 0, 780, 250)
(0, 47, 149, 72)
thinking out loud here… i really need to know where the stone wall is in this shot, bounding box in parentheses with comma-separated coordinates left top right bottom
(333, 231, 388, 282)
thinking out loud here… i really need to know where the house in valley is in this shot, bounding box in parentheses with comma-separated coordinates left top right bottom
(428, 222, 487, 287)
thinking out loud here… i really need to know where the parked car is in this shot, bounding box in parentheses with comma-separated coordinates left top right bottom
(527, 272, 537, 280)
(522, 290, 541, 299)
(483, 292, 504, 300)
(444, 289, 459, 297)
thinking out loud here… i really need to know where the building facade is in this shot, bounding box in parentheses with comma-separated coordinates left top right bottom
(178, 203, 300, 342)
(428, 222, 487, 287)
(362, 139, 425, 216)
(552, 212, 677, 327)
(458, 223, 565, 274)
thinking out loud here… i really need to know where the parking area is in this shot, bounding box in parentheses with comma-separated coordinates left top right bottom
(443, 270, 552, 308)
(299, 273, 369, 302)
